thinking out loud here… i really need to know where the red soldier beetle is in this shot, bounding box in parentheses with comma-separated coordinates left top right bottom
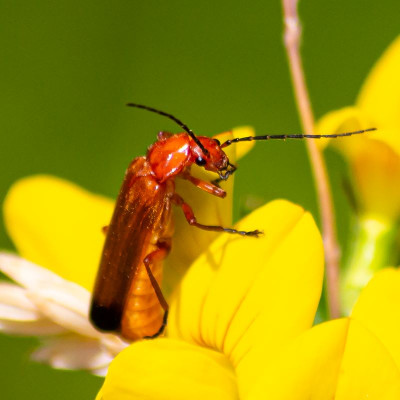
(90, 103, 375, 341)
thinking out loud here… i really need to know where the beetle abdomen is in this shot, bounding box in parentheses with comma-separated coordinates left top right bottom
(90, 157, 172, 340)
(120, 256, 164, 340)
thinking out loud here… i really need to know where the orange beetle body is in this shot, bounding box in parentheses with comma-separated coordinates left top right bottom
(90, 131, 237, 341)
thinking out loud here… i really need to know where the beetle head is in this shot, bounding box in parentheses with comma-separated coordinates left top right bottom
(191, 136, 236, 180)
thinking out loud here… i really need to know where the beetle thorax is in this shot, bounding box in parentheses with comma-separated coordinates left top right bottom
(147, 133, 192, 182)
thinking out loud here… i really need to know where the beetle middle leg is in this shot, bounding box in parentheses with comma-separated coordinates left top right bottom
(142, 240, 171, 339)
(172, 193, 262, 237)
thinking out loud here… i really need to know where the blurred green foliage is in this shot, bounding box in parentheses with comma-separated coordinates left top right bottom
(0, 1, 399, 398)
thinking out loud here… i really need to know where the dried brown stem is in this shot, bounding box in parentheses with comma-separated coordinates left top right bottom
(281, 0, 340, 318)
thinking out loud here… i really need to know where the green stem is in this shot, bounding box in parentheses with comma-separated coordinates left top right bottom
(341, 216, 398, 314)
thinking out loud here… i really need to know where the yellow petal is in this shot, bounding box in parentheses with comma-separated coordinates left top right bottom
(358, 35, 400, 155)
(351, 268, 400, 370)
(348, 137, 400, 220)
(164, 128, 255, 297)
(3, 175, 113, 290)
(168, 200, 324, 397)
(335, 318, 400, 399)
(315, 106, 374, 154)
(315, 37, 400, 221)
(98, 338, 238, 400)
(247, 319, 349, 400)
(315, 107, 400, 219)
(247, 318, 400, 400)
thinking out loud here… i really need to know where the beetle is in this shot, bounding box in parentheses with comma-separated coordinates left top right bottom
(90, 103, 375, 341)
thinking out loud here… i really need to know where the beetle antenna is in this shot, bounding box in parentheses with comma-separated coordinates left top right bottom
(220, 128, 377, 148)
(126, 103, 209, 156)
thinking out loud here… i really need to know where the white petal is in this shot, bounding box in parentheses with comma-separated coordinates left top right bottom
(32, 335, 114, 371)
(0, 282, 40, 321)
(28, 283, 128, 353)
(0, 282, 37, 310)
(0, 253, 99, 337)
(91, 366, 109, 377)
(0, 303, 39, 321)
(0, 319, 66, 335)
(0, 253, 126, 357)
(29, 290, 100, 338)
(30, 279, 91, 318)
(0, 254, 91, 316)
(0, 253, 64, 288)
(100, 335, 129, 356)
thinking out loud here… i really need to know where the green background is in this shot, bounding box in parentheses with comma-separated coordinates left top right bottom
(0, 1, 399, 398)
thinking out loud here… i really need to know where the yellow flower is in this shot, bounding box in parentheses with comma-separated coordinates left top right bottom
(316, 35, 400, 223)
(0, 128, 250, 372)
(248, 267, 400, 400)
(1, 175, 325, 396)
(97, 206, 400, 399)
(2, 154, 399, 399)
(1, 131, 327, 398)
(97, 199, 324, 399)
(316, 36, 400, 313)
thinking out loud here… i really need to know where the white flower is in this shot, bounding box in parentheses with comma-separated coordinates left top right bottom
(0, 253, 127, 375)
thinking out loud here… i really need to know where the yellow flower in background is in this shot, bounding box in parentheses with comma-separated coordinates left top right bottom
(97, 199, 324, 399)
(317, 35, 400, 222)
(316, 36, 400, 313)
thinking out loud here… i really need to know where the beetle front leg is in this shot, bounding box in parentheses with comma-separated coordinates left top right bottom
(172, 194, 262, 237)
(181, 172, 227, 198)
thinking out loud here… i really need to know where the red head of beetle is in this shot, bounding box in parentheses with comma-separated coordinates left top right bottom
(192, 136, 229, 172)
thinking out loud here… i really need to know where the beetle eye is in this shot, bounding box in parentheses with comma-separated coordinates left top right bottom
(214, 138, 221, 146)
(195, 157, 207, 166)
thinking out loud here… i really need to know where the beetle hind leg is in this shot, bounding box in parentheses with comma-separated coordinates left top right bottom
(143, 309, 169, 339)
(142, 240, 171, 339)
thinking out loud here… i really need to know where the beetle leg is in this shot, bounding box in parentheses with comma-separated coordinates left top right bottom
(142, 240, 171, 339)
(101, 225, 109, 235)
(172, 193, 262, 237)
(182, 173, 227, 198)
(144, 308, 169, 339)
